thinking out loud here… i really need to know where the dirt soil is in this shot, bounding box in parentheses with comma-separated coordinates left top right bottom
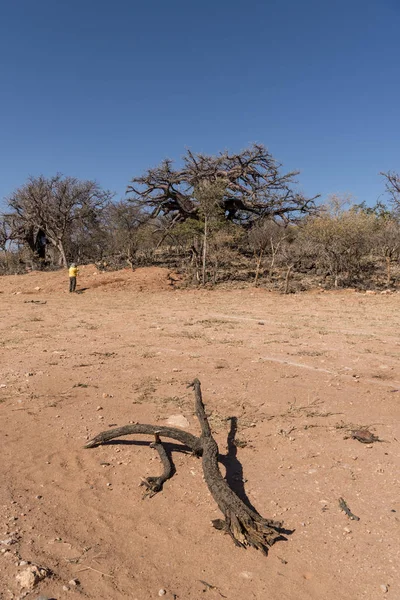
(0, 266, 399, 600)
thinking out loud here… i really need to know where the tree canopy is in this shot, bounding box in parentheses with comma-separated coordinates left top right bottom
(5, 174, 113, 266)
(126, 144, 319, 226)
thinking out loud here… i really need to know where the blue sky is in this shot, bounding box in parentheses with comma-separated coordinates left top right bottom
(0, 0, 399, 210)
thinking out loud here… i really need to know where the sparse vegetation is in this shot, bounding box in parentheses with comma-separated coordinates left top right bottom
(1, 148, 399, 291)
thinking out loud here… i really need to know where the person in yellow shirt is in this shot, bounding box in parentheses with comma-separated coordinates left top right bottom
(68, 263, 79, 292)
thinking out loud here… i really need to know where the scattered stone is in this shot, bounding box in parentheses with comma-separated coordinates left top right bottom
(96, 406, 103, 411)
(68, 578, 79, 586)
(34, 286, 41, 291)
(1, 537, 18, 545)
(63, 585, 70, 591)
(158, 589, 167, 596)
(380, 584, 389, 593)
(239, 571, 253, 579)
(16, 565, 50, 589)
(348, 429, 380, 444)
(166, 414, 189, 428)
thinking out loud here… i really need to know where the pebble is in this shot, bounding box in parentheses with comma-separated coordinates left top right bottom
(16, 565, 50, 589)
(68, 578, 79, 586)
(63, 585, 69, 591)
(166, 414, 189, 428)
(380, 584, 389, 593)
(239, 571, 253, 579)
(1, 537, 17, 545)
(96, 406, 103, 411)
(158, 589, 167, 596)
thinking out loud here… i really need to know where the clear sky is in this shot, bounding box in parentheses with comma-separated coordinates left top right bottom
(0, 0, 399, 210)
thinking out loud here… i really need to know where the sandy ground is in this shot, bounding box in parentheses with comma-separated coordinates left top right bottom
(0, 266, 399, 600)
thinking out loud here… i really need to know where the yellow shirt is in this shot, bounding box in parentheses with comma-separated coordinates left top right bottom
(69, 266, 78, 277)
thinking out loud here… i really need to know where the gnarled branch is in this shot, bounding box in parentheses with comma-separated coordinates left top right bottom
(85, 379, 285, 554)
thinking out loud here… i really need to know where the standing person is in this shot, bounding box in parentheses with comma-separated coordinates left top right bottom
(68, 263, 79, 292)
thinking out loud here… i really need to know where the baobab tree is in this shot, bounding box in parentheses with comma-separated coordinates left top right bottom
(6, 174, 113, 266)
(126, 144, 319, 227)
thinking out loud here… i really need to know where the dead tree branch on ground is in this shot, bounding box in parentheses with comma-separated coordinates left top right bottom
(85, 379, 284, 554)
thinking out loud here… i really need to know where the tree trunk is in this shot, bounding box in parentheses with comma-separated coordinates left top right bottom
(58, 242, 67, 267)
(386, 255, 391, 285)
(202, 215, 208, 285)
(254, 248, 264, 286)
(284, 265, 293, 294)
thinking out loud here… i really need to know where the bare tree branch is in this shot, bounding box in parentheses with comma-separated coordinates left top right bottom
(126, 144, 319, 226)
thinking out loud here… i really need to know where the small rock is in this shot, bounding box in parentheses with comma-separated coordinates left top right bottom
(239, 571, 253, 579)
(166, 414, 189, 429)
(158, 589, 167, 596)
(34, 286, 41, 291)
(16, 565, 50, 589)
(63, 585, 70, 591)
(68, 578, 79, 586)
(96, 406, 103, 411)
(1, 537, 18, 545)
(380, 584, 389, 593)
